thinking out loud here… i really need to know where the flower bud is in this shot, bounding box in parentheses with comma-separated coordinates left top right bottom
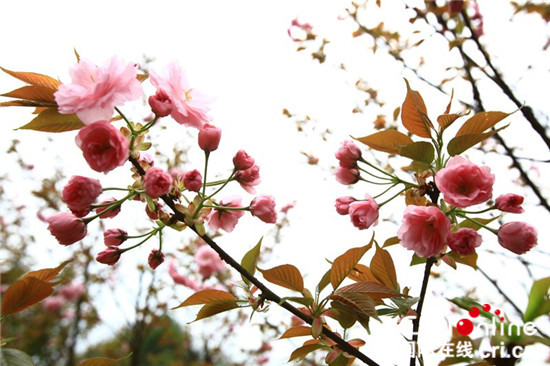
(335, 196, 356, 215)
(183, 169, 203, 192)
(198, 123, 222, 152)
(233, 150, 255, 171)
(498, 222, 537, 255)
(250, 195, 277, 224)
(143, 167, 173, 198)
(148, 249, 165, 270)
(95, 198, 120, 219)
(62, 176, 102, 216)
(103, 228, 128, 246)
(47, 212, 87, 245)
(335, 167, 360, 185)
(495, 193, 524, 214)
(96, 247, 121, 265)
(148, 89, 173, 117)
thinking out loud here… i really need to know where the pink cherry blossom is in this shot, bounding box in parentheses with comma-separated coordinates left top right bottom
(183, 169, 203, 192)
(194, 245, 225, 279)
(233, 150, 255, 171)
(335, 140, 362, 168)
(59, 282, 85, 302)
(335, 167, 360, 185)
(62, 176, 102, 217)
(148, 89, 173, 117)
(95, 198, 120, 219)
(495, 193, 524, 214)
(47, 212, 87, 245)
(250, 195, 277, 224)
(75, 121, 129, 173)
(43, 296, 65, 312)
(335, 196, 356, 215)
(148, 249, 165, 270)
(498, 221, 537, 255)
(435, 156, 494, 208)
(168, 260, 199, 290)
(55, 57, 142, 124)
(143, 167, 173, 198)
(448, 228, 482, 255)
(198, 123, 222, 152)
(348, 195, 379, 229)
(150, 62, 211, 129)
(398, 205, 451, 258)
(96, 247, 121, 265)
(235, 165, 261, 194)
(207, 196, 246, 232)
(103, 228, 127, 246)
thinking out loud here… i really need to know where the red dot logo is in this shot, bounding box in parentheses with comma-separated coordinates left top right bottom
(456, 318, 474, 335)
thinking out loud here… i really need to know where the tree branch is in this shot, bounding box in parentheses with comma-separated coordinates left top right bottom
(410, 257, 435, 366)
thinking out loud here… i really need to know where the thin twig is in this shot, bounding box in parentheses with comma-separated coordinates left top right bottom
(410, 257, 435, 366)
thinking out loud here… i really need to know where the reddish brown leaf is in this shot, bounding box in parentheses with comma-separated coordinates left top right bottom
(2, 85, 57, 103)
(437, 111, 468, 130)
(336, 281, 400, 300)
(401, 78, 432, 138)
(0, 100, 55, 107)
(347, 264, 379, 283)
(331, 239, 374, 290)
(456, 111, 510, 136)
(370, 246, 399, 291)
(0, 67, 61, 90)
(192, 301, 239, 322)
(1, 276, 54, 317)
(279, 326, 312, 339)
(22, 259, 72, 283)
(354, 129, 413, 154)
(330, 292, 378, 319)
(447, 125, 507, 156)
(16, 108, 84, 132)
(288, 342, 324, 362)
(258, 264, 304, 293)
(172, 289, 237, 309)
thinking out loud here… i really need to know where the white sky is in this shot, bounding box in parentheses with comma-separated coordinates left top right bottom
(1, 0, 550, 364)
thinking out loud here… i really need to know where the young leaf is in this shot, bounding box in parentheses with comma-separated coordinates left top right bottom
(22, 259, 72, 282)
(524, 277, 550, 322)
(336, 281, 400, 300)
(329, 300, 359, 329)
(172, 289, 236, 309)
(191, 301, 240, 322)
(383, 236, 400, 248)
(458, 216, 498, 231)
(17, 108, 84, 133)
(317, 269, 332, 294)
(330, 240, 373, 290)
(0, 348, 35, 366)
(446, 252, 477, 270)
(437, 111, 468, 131)
(288, 342, 324, 362)
(354, 129, 413, 154)
(447, 125, 507, 156)
(1, 276, 54, 317)
(2, 85, 57, 103)
(370, 245, 398, 291)
(330, 292, 379, 320)
(240, 238, 262, 287)
(401, 78, 432, 138)
(258, 264, 304, 293)
(347, 264, 379, 283)
(455, 111, 510, 136)
(0, 67, 61, 90)
(398, 141, 435, 164)
(279, 325, 312, 339)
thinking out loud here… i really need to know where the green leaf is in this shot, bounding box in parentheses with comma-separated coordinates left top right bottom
(410, 253, 427, 266)
(0, 348, 35, 366)
(398, 141, 435, 164)
(316, 269, 332, 294)
(280, 296, 314, 307)
(330, 291, 379, 320)
(258, 264, 304, 293)
(328, 300, 358, 328)
(447, 125, 508, 156)
(524, 277, 550, 322)
(16, 108, 84, 133)
(401, 78, 432, 138)
(191, 301, 239, 322)
(330, 239, 373, 290)
(288, 342, 324, 362)
(354, 129, 413, 155)
(383, 236, 400, 248)
(458, 216, 498, 231)
(240, 238, 262, 287)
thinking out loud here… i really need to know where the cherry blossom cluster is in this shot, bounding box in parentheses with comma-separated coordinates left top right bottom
(334, 139, 537, 259)
(44, 56, 278, 268)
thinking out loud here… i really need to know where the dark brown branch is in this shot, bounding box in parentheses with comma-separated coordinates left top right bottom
(128, 155, 380, 366)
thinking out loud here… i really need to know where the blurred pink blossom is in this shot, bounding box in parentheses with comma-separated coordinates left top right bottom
(194, 245, 225, 279)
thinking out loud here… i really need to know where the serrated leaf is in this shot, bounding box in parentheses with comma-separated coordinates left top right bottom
(354, 129, 413, 154)
(0, 348, 35, 366)
(331, 240, 373, 290)
(398, 141, 434, 164)
(288, 343, 324, 362)
(2, 85, 57, 103)
(524, 277, 550, 322)
(16, 108, 84, 133)
(258, 264, 304, 293)
(172, 289, 237, 309)
(0, 67, 61, 90)
(456, 111, 510, 136)
(447, 125, 508, 156)
(370, 245, 398, 291)
(241, 238, 262, 287)
(1, 277, 54, 317)
(22, 260, 72, 283)
(279, 326, 312, 339)
(191, 300, 239, 322)
(330, 292, 379, 320)
(401, 78, 432, 138)
(348, 264, 379, 283)
(336, 281, 400, 300)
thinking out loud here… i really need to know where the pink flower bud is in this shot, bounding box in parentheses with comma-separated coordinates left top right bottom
(233, 150, 255, 171)
(76, 121, 130, 174)
(335, 140, 362, 168)
(348, 195, 379, 229)
(62, 176, 102, 216)
(143, 167, 173, 198)
(183, 169, 203, 192)
(498, 222, 537, 255)
(435, 156, 494, 208)
(398, 205, 451, 258)
(148, 249, 165, 270)
(235, 165, 261, 194)
(250, 195, 277, 224)
(448, 228, 482, 255)
(335, 196, 356, 215)
(198, 123, 222, 152)
(95, 198, 120, 219)
(103, 228, 127, 246)
(148, 89, 173, 117)
(96, 247, 121, 265)
(495, 193, 524, 214)
(47, 212, 87, 245)
(335, 167, 360, 185)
